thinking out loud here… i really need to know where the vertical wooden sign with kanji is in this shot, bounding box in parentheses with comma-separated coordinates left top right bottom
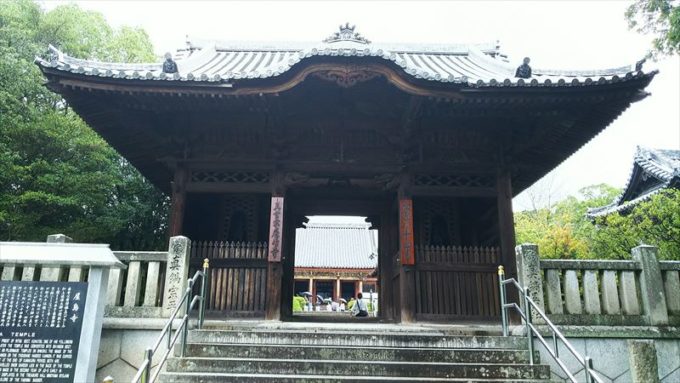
(268, 196, 284, 262)
(399, 198, 415, 265)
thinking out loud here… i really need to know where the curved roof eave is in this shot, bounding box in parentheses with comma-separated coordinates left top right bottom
(35, 41, 658, 89)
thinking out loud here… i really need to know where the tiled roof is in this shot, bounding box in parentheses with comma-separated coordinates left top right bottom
(587, 147, 680, 218)
(35, 25, 655, 89)
(294, 222, 378, 269)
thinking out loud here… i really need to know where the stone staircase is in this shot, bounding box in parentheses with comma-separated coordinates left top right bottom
(159, 323, 550, 382)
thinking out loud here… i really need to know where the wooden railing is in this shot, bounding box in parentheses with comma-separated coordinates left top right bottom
(415, 245, 501, 320)
(189, 241, 268, 315)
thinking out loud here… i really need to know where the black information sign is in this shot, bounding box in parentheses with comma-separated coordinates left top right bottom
(0, 281, 88, 383)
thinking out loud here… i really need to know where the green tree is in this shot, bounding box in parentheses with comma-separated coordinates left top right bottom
(0, 0, 167, 249)
(626, 0, 680, 55)
(515, 184, 620, 259)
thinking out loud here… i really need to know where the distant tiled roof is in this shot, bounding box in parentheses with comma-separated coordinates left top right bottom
(588, 147, 680, 218)
(294, 222, 378, 269)
(35, 24, 655, 88)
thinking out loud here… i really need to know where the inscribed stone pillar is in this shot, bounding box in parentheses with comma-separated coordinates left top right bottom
(162, 236, 191, 316)
(515, 244, 545, 319)
(631, 245, 668, 325)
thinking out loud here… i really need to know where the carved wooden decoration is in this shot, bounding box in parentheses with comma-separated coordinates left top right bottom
(267, 196, 284, 262)
(399, 198, 415, 265)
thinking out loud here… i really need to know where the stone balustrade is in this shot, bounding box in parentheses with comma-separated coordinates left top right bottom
(0, 234, 191, 319)
(106, 236, 190, 318)
(516, 244, 680, 327)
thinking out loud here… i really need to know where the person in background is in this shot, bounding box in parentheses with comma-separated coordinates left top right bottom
(352, 292, 368, 317)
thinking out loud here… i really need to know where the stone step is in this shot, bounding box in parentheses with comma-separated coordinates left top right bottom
(185, 342, 536, 364)
(189, 330, 526, 349)
(159, 372, 549, 383)
(165, 357, 551, 380)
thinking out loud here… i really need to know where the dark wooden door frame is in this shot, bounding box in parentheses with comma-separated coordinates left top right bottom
(279, 190, 396, 322)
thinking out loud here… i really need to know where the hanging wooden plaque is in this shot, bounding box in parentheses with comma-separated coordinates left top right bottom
(267, 196, 284, 262)
(399, 198, 415, 265)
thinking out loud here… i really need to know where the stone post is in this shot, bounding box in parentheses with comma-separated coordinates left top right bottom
(631, 245, 668, 326)
(162, 236, 191, 317)
(41, 234, 73, 281)
(627, 340, 659, 383)
(515, 244, 545, 320)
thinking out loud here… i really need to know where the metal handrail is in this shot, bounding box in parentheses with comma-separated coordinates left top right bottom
(498, 266, 604, 383)
(131, 258, 210, 383)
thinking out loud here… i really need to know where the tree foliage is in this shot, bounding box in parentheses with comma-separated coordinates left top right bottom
(0, 0, 168, 249)
(515, 184, 680, 260)
(626, 0, 680, 55)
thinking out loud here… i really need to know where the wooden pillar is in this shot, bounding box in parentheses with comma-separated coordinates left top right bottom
(497, 170, 519, 313)
(168, 167, 188, 237)
(265, 195, 285, 320)
(308, 278, 313, 294)
(398, 172, 416, 323)
(335, 278, 341, 301)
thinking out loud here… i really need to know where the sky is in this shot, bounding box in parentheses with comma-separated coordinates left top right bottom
(40, 1, 680, 211)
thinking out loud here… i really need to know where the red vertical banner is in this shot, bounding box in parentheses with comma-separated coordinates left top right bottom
(399, 198, 415, 265)
(267, 196, 284, 262)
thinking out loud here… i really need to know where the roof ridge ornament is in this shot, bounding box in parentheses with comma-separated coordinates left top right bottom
(515, 57, 532, 79)
(323, 23, 371, 44)
(162, 52, 178, 74)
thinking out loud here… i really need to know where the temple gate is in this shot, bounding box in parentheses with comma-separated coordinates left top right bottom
(36, 25, 655, 322)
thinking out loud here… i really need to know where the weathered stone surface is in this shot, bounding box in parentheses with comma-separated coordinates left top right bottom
(627, 339, 659, 383)
(39, 266, 62, 281)
(107, 268, 123, 306)
(46, 233, 73, 243)
(1, 266, 16, 281)
(583, 270, 602, 315)
(614, 370, 632, 383)
(563, 270, 582, 314)
(619, 271, 641, 315)
(545, 269, 564, 314)
(663, 270, 680, 315)
(68, 266, 83, 282)
(602, 270, 621, 315)
(97, 330, 122, 368)
(516, 244, 545, 318)
(655, 340, 680, 381)
(39, 234, 71, 281)
(124, 261, 143, 307)
(586, 338, 629, 380)
(144, 261, 161, 306)
(121, 330, 162, 369)
(631, 246, 668, 325)
(163, 236, 191, 316)
(20, 266, 35, 281)
(95, 358, 137, 383)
